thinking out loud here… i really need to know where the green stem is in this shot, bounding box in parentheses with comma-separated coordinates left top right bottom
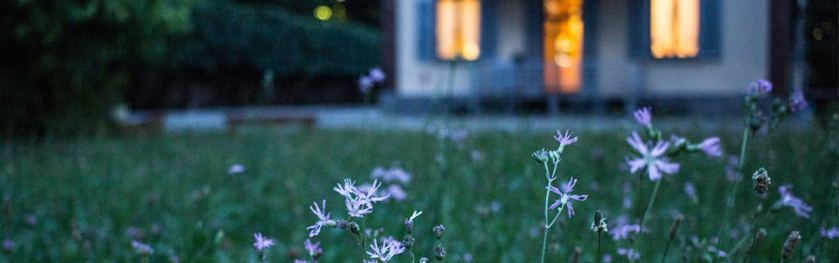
(597, 232, 602, 263)
(541, 180, 553, 263)
(715, 128, 751, 262)
(630, 179, 662, 263)
(660, 238, 673, 263)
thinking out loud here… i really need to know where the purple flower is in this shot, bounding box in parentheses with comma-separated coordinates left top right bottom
(294, 260, 308, 263)
(24, 215, 38, 226)
(227, 164, 245, 174)
(369, 67, 386, 83)
(334, 179, 358, 198)
(2, 239, 13, 253)
(725, 155, 741, 182)
(554, 129, 578, 146)
(463, 253, 473, 262)
(304, 239, 322, 257)
(405, 210, 423, 229)
(617, 248, 640, 260)
(546, 177, 588, 217)
(307, 200, 335, 237)
(386, 185, 407, 201)
(747, 79, 772, 96)
(345, 196, 373, 218)
(253, 233, 275, 251)
(355, 179, 390, 206)
(777, 185, 813, 218)
(371, 167, 413, 184)
(820, 227, 839, 239)
(602, 254, 613, 263)
(366, 238, 405, 262)
(626, 131, 680, 181)
(707, 246, 728, 258)
(609, 223, 644, 240)
(789, 88, 808, 112)
(131, 240, 154, 255)
(470, 150, 484, 162)
(359, 76, 374, 93)
(633, 107, 652, 127)
(699, 137, 722, 156)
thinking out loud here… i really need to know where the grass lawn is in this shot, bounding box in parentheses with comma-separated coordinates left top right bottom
(0, 120, 836, 263)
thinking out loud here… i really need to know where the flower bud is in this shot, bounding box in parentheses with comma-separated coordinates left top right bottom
(402, 235, 415, 249)
(435, 243, 446, 261)
(749, 228, 767, 253)
(590, 210, 607, 233)
(751, 168, 771, 195)
(433, 225, 445, 240)
(348, 222, 360, 235)
(668, 215, 684, 241)
(405, 219, 414, 234)
(782, 231, 801, 259)
(532, 150, 550, 164)
(336, 219, 349, 230)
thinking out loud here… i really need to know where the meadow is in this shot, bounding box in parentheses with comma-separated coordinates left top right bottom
(0, 113, 836, 263)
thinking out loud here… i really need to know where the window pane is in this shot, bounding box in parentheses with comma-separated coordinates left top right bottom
(650, 0, 699, 58)
(435, 0, 481, 60)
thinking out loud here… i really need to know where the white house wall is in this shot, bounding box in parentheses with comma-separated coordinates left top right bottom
(496, 0, 527, 61)
(397, 0, 476, 98)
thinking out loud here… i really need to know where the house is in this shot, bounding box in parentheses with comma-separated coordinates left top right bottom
(380, 0, 783, 114)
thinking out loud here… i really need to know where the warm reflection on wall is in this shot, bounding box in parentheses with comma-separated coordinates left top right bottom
(436, 0, 481, 61)
(544, 0, 583, 93)
(650, 0, 699, 58)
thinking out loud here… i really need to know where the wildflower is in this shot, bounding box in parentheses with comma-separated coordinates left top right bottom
(227, 164, 245, 174)
(707, 246, 728, 258)
(789, 88, 808, 112)
(369, 67, 386, 83)
(698, 137, 722, 156)
(471, 150, 483, 162)
(366, 238, 405, 262)
(334, 179, 357, 199)
(547, 177, 588, 217)
(253, 233, 275, 251)
(294, 260, 308, 263)
(385, 185, 407, 201)
(433, 225, 445, 239)
(602, 254, 613, 263)
(747, 79, 772, 96)
(359, 76, 374, 94)
(751, 168, 771, 195)
(304, 239, 322, 259)
(725, 155, 741, 182)
(450, 129, 468, 149)
(371, 166, 412, 184)
(633, 107, 652, 127)
(617, 248, 640, 260)
(781, 231, 801, 259)
(24, 215, 38, 226)
(307, 200, 336, 237)
(776, 185, 813, 218)
(1, 239, 13, 253)
(355, 179, 390, 207)
(131, 240, 154, 256)
(820, 227, 839, 239)
(463, 253, 473, 262)
(626, 131, 680, 181)
(346, 196, 373, 218)
(609, 216, 645, 240)
(405, 210, 422, 233)
(420, 257, 429, 263)
(554, 129, 578, 147)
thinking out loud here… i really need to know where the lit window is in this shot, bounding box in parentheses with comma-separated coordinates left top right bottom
(436, 0, 481, 61)
(650, 0, 699, 58)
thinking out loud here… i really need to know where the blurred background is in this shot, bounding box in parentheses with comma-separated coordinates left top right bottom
(0, 0, 836, 136)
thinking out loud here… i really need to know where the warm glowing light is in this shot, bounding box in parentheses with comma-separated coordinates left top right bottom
(544, 0, 583, 93)
(314, 6, 332, 20)
(435, 0, 481, 60)
(651, 0, 699, 58)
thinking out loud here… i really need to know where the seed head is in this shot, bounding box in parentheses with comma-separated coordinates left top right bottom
(782, 231, 801, 259)
(402, 235, 415, 249)
(752, 168, 771, 195)
(336, 219, 349, 230)
(435, 243, 446, 261)
(348, 221, 361, 235)
(750, 228, 767, 253)
(433, 225, 445, 239)
(591, 210, 608, 233)
(668, 215, 684, 240)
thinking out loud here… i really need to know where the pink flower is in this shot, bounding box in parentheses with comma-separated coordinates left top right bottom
(368, 67, 386, 83)
(626, 131, 680, 181)
(633, 107, 652, 127)
(554, 129, 578, 146)
(789, 88, 808, 112)
(777, 185, 813, 218)
(820, 227, 839, 239)
(307, 200, 335, 237)
(747, 79, 772, 96)
(699, 137, 722, 156)
(366, 238, 405, 262)
(253, 233, 275, 251)
(304, 239, 321, 257)
(546, 177, 588, 217)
